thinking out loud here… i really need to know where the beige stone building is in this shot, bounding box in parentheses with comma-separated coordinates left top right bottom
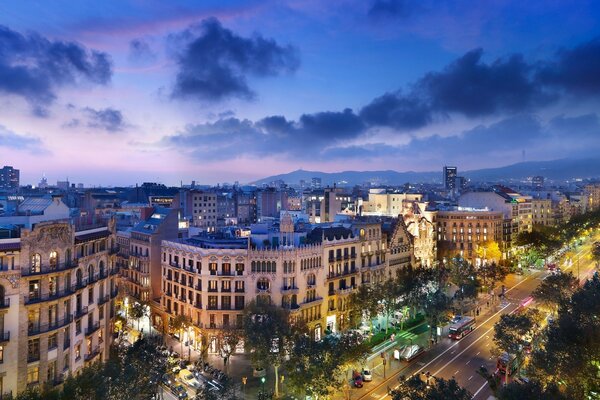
(436, 209, 504, 264)
(0, 219, 117, 396)
(159, 217, 414, 354)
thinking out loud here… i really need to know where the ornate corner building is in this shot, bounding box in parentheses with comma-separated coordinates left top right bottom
(0, 220, 118, 396)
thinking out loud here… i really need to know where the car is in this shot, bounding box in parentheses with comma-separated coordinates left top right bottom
(400, 344, 424, 361)
(362, 369, 372, 382)
(353, 377, 363, 388)
(179, 369, 202, 390)
(161, 373, 175, 388)
(172, 385, 188, 399)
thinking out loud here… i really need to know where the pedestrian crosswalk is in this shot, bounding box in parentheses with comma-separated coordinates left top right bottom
(396, 331, 418, 341)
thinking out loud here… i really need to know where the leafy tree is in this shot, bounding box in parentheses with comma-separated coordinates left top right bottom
(476, 240, 503, 262)
(497, 380, 566, 400)
(379, 278, 403, 334)
(532, 275, 600, 399)
(531, 272, 577, 315)
(169, 313, 192, 359)
(285, 329, 369, 399)
(242, 300, 292, 398)
(390, 375, 471, 400)
(422, 289, 450, 342)
(493, 312, 538, 357)
(348, 284, 381, 331)
(217, 324, 242, 369)
(478, 262, 509, 294)
(447, 258, 479, 314)
(515, 226, 561, 257)
(129, 300, 148, 332)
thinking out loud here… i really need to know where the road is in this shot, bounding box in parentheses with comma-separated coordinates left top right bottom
(352, 231, 599, 400)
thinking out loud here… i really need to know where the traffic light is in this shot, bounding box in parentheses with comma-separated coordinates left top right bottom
(261, 377, 266, 384)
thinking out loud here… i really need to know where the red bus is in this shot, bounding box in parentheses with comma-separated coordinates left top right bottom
(448, 316, 475, 340)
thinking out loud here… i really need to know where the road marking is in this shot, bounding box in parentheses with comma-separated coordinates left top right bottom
(472, 381, 489, 399)
(476, 352, 480, 356)
(468, 375, 473, 381)
(466, 360, 470, 365)
(373, 303, 511, 400)
(451, 350, 456, 355)
(454, 370, 459, 375)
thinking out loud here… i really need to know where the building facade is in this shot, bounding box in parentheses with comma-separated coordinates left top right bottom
(0, 219, 117, 396)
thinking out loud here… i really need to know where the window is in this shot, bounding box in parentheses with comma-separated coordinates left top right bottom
(27, 366, 39, 384)
(0, 345, 3, 363)
(221, 281, 231, 292)
(99, 305, 104, 320)
(28, 338, 40, 362)
(48, 360, 56, 383)
(88, 287, 94, 304)
(208, 296, 218, 310)
(235, 263, 244, 275)
(75, 344, 81, 360)
(76, 320, 81, 335)
(30, 254, 41, 273)
(209, 263, 217, 275)
(29, 280, 40, 301)
(48, 333, 58, 350)
(235, 281, 245, 292)
(221, 296, 231, 310)
(63, 353, 70, 371)
(208, 280, 218, 292)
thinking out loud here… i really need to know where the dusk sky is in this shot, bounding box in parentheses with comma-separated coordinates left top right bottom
(1, 1, 600, 186)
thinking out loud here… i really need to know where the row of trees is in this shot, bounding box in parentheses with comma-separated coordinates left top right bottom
(492, 272, 600, 400)
(9, 337, 167, 400)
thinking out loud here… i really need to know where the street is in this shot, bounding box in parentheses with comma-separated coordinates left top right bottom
(347, 231, 599, 400)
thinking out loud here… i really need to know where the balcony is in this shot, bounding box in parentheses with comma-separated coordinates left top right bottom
(85, 346, 101, 362)
(74, 306, 88, 319)
(74, 279, 89, 291)
(85, 321, 100, 336)
(218, 270, 234, 277)
(22, 261, 78, 277)
(300, 297, 323, 307)
(0, 331, 9, 343)
(98, 295, 109, 306)
(28, 315, 73, 336)
(0, 297, 9, 309)
(25, 288, 74, 305)
(193, 302, 202, 310)
(27, 353, 40, 363)
(110, 287, 119, 298)
(281, 286, 299, 295)
(256, 287, 271, 295)
(326, 268, 358, 280)
(335, 287, 355, 296)
(234, 287, 245, 293)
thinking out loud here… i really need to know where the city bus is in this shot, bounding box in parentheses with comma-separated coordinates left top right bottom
(495, 352, 523, 383)
(448, 316, 475, 340)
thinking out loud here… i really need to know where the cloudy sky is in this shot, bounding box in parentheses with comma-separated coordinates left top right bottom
(1, 0, 600, 186)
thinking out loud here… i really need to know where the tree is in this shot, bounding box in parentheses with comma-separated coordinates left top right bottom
(390, 375, 471, 400)
(348, 284, 381, 332)
(379, 278, 402, 334)
(422, 289, 450, 342)
(476, 241, 503, 262)
(532, 275, 600, 399)
(242, 300, 292, 398)
(497, 380, 566, 400)
(285, 329, 369, 399)
(531, 272, 577, 315)
(217, 325, 242, 370)
(494, 312, 536, 356)
(447, 258, 479, 315)
(129, 300, 148, 332)
(478, 262, 509, 295)
(170, 314, 191, 359)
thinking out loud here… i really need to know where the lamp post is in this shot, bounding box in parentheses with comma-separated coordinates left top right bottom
(261, 376, 266, 396)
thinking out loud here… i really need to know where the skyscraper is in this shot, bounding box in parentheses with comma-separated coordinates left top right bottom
(443, 166, 457, 190)
(0, 166, 19, 190)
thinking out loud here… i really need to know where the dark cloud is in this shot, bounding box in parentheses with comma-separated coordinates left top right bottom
(129, 39, 156, 62)
(536, 38, 600, 95)
(368, 0, 415, 19)
(360, 91, 432, 130)
(169, 18, 300, 101)
(0, 25, 112, 114)
(84, 107, 125, 132)
(419, 49, 552, 117)
(0, 125, 45, 153)
(549, 113, 600, 138)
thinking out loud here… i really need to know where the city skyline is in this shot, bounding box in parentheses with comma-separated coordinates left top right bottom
(1, 1, 600, 186)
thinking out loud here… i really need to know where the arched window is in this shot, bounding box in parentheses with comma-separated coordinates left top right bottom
(76, 269, 83, 286)
(88, 264, 94, 280)
(30, 254, 41, 273)
(307, 273, 316, 286)
(49, 251, 58, 270)
(256, 278, 270, 291)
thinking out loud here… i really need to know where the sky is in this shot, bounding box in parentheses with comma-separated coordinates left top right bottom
(1, 0, 600, 186)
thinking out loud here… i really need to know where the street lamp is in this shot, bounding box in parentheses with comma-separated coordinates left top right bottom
(261, 376, 266, 395)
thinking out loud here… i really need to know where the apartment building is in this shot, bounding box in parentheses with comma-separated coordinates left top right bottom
(531, 198, 554, 226)
(0, 219, 118, 396)
(436, 209, 504, 263)
(159, 216, 415, 353)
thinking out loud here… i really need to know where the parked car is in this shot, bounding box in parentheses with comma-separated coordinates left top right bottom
(362, 369, 372, 382)
(353, 377, 363, 388)
(179, 369, 202, 389)
(172, 385, 188, 399)
(352, 371, 364, 388)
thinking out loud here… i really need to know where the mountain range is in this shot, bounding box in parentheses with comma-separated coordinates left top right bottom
(251, 158, 600, 186)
